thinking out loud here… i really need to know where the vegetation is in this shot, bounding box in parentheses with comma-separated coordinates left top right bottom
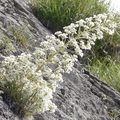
(32, 0, 108, 32)
(0, 35, 16, 55)
(10, 26, 30, 48)
(88, 58, 120, 92)
(0, 13, 116, 118)
(31, 0, 120, 92)
(86, 15, 120, 92)
(0, 0, 120, 118)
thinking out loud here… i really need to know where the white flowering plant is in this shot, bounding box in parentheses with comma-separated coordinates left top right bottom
(0, 13, 117, 118)
(55, 13, 117, 57)
(0, 35, 77, 117)
(86, 13, 120, 93)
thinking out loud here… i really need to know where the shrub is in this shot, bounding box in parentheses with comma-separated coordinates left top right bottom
(0, 36, 77, 118)
(32, 0, 109, 32)
(0, 13, 117, 118)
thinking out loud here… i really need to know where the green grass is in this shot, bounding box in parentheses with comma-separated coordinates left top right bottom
(1, 80, 27, 118)
(88, 58, 120, 92)
(32, 0, 108, 32)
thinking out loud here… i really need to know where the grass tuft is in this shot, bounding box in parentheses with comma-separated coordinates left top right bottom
(32, 0, 108, 32)
(88, 58, 120, 92)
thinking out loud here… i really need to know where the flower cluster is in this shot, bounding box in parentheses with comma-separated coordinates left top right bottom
(0, 13, 118, 117)
(0, 35, 77, 116)
(55, 13, 117, 57)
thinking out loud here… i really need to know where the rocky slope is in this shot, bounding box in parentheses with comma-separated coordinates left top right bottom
(0, 0, 120, 120)
(0, 0, 49, 56)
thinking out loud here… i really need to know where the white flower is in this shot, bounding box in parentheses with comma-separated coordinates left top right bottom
(0, 12, 118, 116)
(63, 23, 77, 34)
(85, 17, 93, 22)
(96, 29, 103, 39)
(54, 31, 62, 36)
(82, 32, 90, 39)
(88, 22, 94, 27)
(80, 41, 86, 49)
(57, 33, 68, 39)
(91, 33, 97, 41)
(76, 19, 86, 26)
(85, 43, 92, 50)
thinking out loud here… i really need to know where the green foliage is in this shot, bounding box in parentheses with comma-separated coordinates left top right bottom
(32, 0, 108, 32)
(88, 58, 120, 92)
(1, 80, 27, 117)
(84, 14, 120, 92)
(0, 13, 116, 118)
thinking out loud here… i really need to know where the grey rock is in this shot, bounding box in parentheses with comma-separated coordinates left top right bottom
(0, 0, 120, 120)
(0, 97, 18, 120)
(0, 0, 50, 56)
(35, 67, 120, 120)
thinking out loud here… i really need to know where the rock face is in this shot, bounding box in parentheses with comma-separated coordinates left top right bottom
(0, 97, 17, 120)
(0, 0, 120, 120)
(0, 0, 50, 56)
(35, 66, 120, 120)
